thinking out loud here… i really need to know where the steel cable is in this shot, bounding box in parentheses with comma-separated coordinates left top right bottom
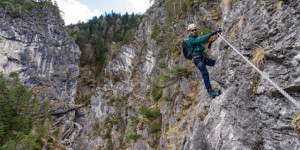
(218, 33, 300, 108)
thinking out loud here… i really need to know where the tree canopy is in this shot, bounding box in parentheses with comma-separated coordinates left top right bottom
(0, 72, 51, 149)
(68, 12, 143, 70)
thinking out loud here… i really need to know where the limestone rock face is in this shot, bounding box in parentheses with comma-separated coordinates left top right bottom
(0, 6, 81, 145)
(2, 0, 300, 150)
(70, 0, 300, 149)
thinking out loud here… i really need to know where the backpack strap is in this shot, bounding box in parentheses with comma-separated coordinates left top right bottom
(186, 39, 195, 55)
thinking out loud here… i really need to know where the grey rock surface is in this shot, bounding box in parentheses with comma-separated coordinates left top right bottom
(2, 0, 300, 150)
(70, 0, 300, 149)
(0, 6, 81, 146)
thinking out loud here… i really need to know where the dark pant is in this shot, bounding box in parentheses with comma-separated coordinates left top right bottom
(193, 56, 216, 90)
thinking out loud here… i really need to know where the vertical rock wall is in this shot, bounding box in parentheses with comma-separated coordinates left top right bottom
(71, 0, 300, 149)
(0, 6, 81, 147)
(2, 0, 299, 150)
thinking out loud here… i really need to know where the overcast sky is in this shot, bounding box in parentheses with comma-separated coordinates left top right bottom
(55, 0, 152, 25)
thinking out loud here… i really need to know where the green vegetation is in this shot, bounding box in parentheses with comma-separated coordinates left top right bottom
(148, 121, 161, 133)
(69, 12, 143, 107)
(163, 0, 204, 25)
(123, 28, 137, 44)
(126, 117, 141, 143)
(160, 65, 192, 87)
(164, 126, 170, 133)
(150, 83, 163, 102)
(152, 91, 163, 101)
(138, 105, 162, 147)
(292, 113, 300, 137)
(100, 116, 124, 150)
(159, 62, 167, 68)
(151, 21, 168, 44)
(128, 105, 134, 110)
(93, 123, 101, 135)
(112, 74, 121, 83)
(162, 88, 171, 101)
(0, 0, 62, 21)
(105, 138, 113, 150)
(150, 66, 192, 102)
(129, 118, 140, 127)
(170, 40, 182, 64)
(127, 133, 141, 141)
(0, 72, 51, 149)
(267, 88, 273, 96)
(111, 120, 119, 125)
(68, 12, 143, 70)
(108, 96, 125, 107)
(53, 128, 61, 139)
(198, 24, 213, 37)
(158, 48, 168, 59)
(223, 49, 229, 57)
(151, 21, 160, 39)
(139, 105, 161, 121)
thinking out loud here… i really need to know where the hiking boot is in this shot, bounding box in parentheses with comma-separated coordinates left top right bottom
(208, 88, 221, 98)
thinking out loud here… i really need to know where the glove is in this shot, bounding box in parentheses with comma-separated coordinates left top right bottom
(212, 29, 222, 35)
(208, 35, 216, 42)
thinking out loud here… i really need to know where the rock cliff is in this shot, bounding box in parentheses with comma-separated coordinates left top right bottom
(1, 0, 300, 150)
(0, 4, 81, 147)
(69, 0, 300, 149)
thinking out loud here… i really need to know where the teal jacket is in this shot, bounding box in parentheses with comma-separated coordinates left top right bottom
(187, 33, 213, 56)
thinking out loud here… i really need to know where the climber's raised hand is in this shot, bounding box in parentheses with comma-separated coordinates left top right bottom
(212, 29, 222, 35)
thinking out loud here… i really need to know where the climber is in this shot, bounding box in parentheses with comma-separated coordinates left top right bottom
(187, 24, 222, 98)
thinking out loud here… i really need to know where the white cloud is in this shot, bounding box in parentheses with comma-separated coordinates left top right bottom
(129, 0, 152, 13)
(56, 0, 102, 25)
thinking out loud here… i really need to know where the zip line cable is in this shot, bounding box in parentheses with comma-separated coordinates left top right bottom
(217, 33, 300, 108)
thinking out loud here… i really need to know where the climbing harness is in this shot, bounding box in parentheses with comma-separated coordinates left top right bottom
(193, 53, 209, 68)
(218, 33, 300, 108)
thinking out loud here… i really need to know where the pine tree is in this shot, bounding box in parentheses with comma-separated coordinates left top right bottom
(0, 72, 51, 148)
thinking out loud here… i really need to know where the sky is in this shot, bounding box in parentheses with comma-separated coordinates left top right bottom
(55, 0, 153, 25)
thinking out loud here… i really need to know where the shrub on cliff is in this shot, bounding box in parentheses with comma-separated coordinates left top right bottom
(139, 105, 160, 121)
(292, 113, 300, 137)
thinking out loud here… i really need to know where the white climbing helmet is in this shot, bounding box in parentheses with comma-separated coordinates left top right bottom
(188, 24, 197, 31)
